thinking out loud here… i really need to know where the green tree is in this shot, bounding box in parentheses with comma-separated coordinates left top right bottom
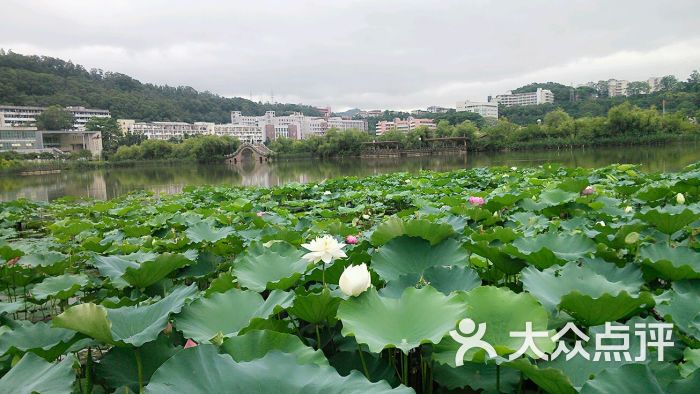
(627, 81, 650, 95)
(85, 117, 121, 155)
(659, 75, 679, 91)
(35, 105, 74, 130)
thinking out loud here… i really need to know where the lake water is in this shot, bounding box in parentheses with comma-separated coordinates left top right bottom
(2, 141, 699, 202)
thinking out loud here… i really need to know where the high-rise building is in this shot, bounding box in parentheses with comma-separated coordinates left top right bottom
(456, 100, 498, 118)
(230, 111, 366, 139)
(0, 105, 110, 130)
(495, 88, 554, 107)
(607, 79, 629, 97)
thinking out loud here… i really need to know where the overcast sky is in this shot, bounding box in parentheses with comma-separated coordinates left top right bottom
(2, 0, 700, 111)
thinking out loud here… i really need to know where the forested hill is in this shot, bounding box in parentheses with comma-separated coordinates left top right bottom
(0, 51, 321, 123)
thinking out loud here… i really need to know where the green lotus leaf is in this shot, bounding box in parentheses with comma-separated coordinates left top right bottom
(289, 287, 341, 325)
(433, 286, 554, 365)
(107, 284, 198, 346)
(464, 240, 526, 274)
(17, 251, 67, 268)
(433, 361, 520, 392)
(338, 286, 466, 354)
(0, 321, 76, 360)
(54, 285, 197, 346)
(31, 273, 89, 301)
(580, 363, 664, 394)
(175, 288, 292, 343)
(381, 265, 480, 298)
(96, 335, 181, 392)
(93, 251, 196, 289)
(640, 243, 700, 280)
(53, 302, 115, 344)
(680, 348, 700, 378)
(221, 329, 327, 365)
(0, 301, 24, 315)
(543, 316, 659, 390)
(668, 371, 700, 393)
(185, 220, 235, 243)
(233, 241, 310, 292)
(636, 205, 699, 235)
(506, 358, 576, 394)
(538, 189, 579, 206)
(522, 259, 652, 325)
(122, 252, 197, 289)
(509, 233, 596, 268)
(371, 236, 467, 282)
(370, 217, 455, 246)
(655, 280, 700, 339)
(145, 345, 412, 393)
(0, 352, 76, 394)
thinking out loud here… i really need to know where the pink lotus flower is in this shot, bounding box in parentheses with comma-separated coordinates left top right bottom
(468, 196, 485, 206)
(346, 235, 359, 245)
(184, 339, 198, 349)
(581, 186, 595, 196)
(256, 211, 265, 217)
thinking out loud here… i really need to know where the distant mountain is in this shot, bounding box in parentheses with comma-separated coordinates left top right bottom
(0, 50, 321, 123)
(334, 108, 362, 117)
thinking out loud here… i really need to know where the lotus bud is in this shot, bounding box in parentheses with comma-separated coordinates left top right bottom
(346, 235, 358, 245)
(323, 191, 331, 195)
(184, 339, 198, 349)
(468, 196, 485, 206)
(339, 263, 371, 297)
(581, 186, 595, 196)
(162, 322, 173, 335)
(256, 211, 265, 217)
(624, 206, 633, 214)
(676, 193, 685, 204)
(362, 214, 370, 220)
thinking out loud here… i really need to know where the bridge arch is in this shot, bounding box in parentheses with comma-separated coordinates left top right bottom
(225, 143, 274, 164)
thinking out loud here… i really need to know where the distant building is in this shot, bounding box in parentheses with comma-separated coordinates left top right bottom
(358, 110, 383, 118)
(426, 106, 450, 113)
(495, 88, 554, 107)
(316, 106, 332, 117)
(456, 100, 498, 118)
(0, 105, 110, 131)
(375, 117, 436, 135)
(647, 77, 662, 92)
(607, 79, 629, 97)
(230, 111, 366, 139)
(0, 128, 103, 157)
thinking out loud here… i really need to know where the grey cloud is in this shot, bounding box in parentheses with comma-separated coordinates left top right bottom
(1, 0, 699, 110)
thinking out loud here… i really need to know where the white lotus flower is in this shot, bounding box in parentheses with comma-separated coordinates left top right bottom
(362, 214, 370, 220)
(339, 263, 371, 297)
(301, 235, 347, 265)
(324, 190, 331, 195)
(676, 193, 685, 204)
(624, 206, 633, 213)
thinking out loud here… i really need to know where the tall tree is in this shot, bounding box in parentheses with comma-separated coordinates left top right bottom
(627, 81, 650, 95)
(659, 75, 679, 91)
(35, 105, 74, 130)
(85, 117, 121, 154)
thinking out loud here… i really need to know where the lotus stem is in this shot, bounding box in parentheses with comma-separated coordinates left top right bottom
(135, 348, 144, 394)
(315, 324, 322, 350)
(357, 343, 370, 378)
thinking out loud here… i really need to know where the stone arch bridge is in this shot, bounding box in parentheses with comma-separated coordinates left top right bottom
(225, 143, 274, 164)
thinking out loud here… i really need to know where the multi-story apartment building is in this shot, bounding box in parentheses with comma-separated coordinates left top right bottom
(426, 106, 450, 114)
(357, 110, 383, 118)
(456, 100, 499, 118)
(375, 117, 436, 135)
(647, 77, 662, 93)
(607, 79, 629, 97)
(0, 105, 110, 130)
(230, 111, 366, 139)
(495, 88, 554, 107)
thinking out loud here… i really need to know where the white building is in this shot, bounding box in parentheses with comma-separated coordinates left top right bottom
(456, 100, 498, 118)
(0, 105, 110, 131)
(495, 88, 554, 107)
(607, 79, 629, 97)
(375, 117, 436, 135)
(230, 111, 366, 139)
(647, 77, 662, 93)
(426, 106, 450, 114)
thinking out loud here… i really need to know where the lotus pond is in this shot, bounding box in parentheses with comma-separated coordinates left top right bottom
(0, 163, 699, 393)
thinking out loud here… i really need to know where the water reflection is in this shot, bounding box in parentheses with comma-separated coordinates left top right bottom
(1, 141, 698, 201)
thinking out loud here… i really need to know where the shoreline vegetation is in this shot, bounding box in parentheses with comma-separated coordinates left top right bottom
(1, 132, 698, 175)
